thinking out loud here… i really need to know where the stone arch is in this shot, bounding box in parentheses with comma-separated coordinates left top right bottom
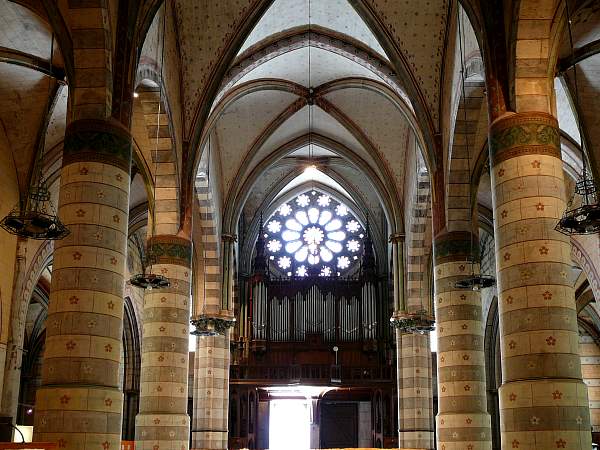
(512, 0, 565, 113)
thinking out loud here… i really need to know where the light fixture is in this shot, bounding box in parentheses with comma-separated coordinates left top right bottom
(191, 315, 236, 337)
(453, 7, 495, 290)
(556, 0, 600, 235)
(133, 91, 139, 98)
(130, 10, 170, 290)
(390, 310, 435, 335)
(1, 35, 69, 241)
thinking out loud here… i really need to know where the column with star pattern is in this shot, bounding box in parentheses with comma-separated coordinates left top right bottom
(33, 119, 132, 450)
(490, 112, 591, 450)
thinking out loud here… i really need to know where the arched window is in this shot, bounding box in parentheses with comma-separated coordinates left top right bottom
(263, 190, 364, 277)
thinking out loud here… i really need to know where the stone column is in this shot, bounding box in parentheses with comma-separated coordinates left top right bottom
(391, 232, 435, 449)
(135, 235, 192, 450)
(2, 237, 27, 421)
(490, 112, 591, 449)
(191, 333, 230, 450)
(191, 234, 236, 450)
(433, 231, 491, 450)
(33, 119, 132, 450)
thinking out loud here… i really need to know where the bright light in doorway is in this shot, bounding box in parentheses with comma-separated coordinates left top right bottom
(269, 399, 310, 450)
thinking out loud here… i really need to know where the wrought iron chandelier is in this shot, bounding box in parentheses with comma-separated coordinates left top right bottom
(191, 315, 236, 337)
(129, 11, 170, 290)
(390, 310, 435, 335)
(1, 35, 69, 241)
(453, 7, 495, 291)
(555, 0, 600, 235)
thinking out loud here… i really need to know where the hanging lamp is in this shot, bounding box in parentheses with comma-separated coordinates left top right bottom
(452, 7, 495, 291)
(1, 35, 69, 241)
(130, 10, 170, 290)
(555, 0, 600, 235)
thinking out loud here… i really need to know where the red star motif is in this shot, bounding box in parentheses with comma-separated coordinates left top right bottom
(542, 291, 552, 301)
(158, 355, 165, 362)
(501, 210, 508, 218)
(512, 440, 519, 448)
(112, 214, 120, 223)
(459, 264, 465, 271)
(69, 296, 79, 305)
(60, 394, 70, 404)
(439, 327, 444, 332)
(531, 160, 541, 168)
(104, 398, 112, 406)
(539, 246, 549, 255)
(105, 344, 113, 353)
(76, 209, 86, 217)
(153, 418, 161, 425)
(556, 439, 566, 448)
(110, 257, 117, 265)
(503, 253, 511, 261)
(552, 390, 562, 400)
(440, 356, 445, 363)
(462, 354, 470, 361)
(546, 336, 556, 346)
(161, 296, 167, 303)
(115, 173, 123, 182)
(102, 441, 110, 450)
(460, 294, 466, 300)
(509, 393, 517, 401)
(441, 386, 446, 393)
(180, 387, 185, 393)
(466, 418, 472, 424)
(156, 386, 163, 392)
(509, 340, 516, 349)
(461, 324, 468, 330)
(440, 419, 445, 425)
(467, 445, 473, 450)
(159, 326, 166, 332)
(72, 251, 82, 260)
(58, 439, 67, 448)
(506, 296, 513, 304)
(184, 271, 189, 278)
(536, 202, 545, 211)
(107, 301, 115, 310)
(79, 167, 88, 175)
(464, 384, 471, 391)
(66, 340, 76, 351)
(498, 168, 505, 177)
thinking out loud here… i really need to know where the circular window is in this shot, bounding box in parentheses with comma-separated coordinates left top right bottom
(262, 191, 364, 276)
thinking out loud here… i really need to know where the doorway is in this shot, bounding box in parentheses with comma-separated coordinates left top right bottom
(269, 399, 311, 450)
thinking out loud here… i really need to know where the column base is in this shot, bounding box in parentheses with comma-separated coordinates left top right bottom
(191, 430, 228, 450)
(135, 413, 190, 450)
(399, 430, 434, 449)
(34, 385, 123, 450)
(436, 412, 491, 450)
(499, 379, 591, 450)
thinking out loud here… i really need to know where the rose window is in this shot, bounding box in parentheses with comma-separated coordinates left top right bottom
(263, 191, 363, 276)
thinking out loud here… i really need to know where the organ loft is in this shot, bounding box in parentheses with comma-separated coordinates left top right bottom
(0, 0, 599, 449)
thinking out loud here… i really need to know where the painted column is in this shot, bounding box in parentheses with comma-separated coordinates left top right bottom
(33, 119, 132, 450)
(490, 112, 591, 449)
(2, 237, 27, 421)
(191, 234, 236, 450)
(392, 233, 435, 449)
(135, 235, 192, 450)
(433, 231, 491, 450)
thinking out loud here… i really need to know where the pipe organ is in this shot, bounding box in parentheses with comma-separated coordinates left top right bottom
(251, 276, 379, 343)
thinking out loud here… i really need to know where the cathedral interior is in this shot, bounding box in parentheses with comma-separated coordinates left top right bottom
(0, 0, 600, 449)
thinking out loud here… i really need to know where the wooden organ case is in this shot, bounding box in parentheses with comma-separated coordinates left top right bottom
(228, 221, 398, 449)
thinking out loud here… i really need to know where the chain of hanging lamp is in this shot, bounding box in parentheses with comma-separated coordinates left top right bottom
(130, 10, 170, 290)
(390, 148, 434, 334)
(453, 6, 495, 291)
(192, 132, 235, 336)
(0, 35, 69, 240)
(555, 0, 600, 235)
